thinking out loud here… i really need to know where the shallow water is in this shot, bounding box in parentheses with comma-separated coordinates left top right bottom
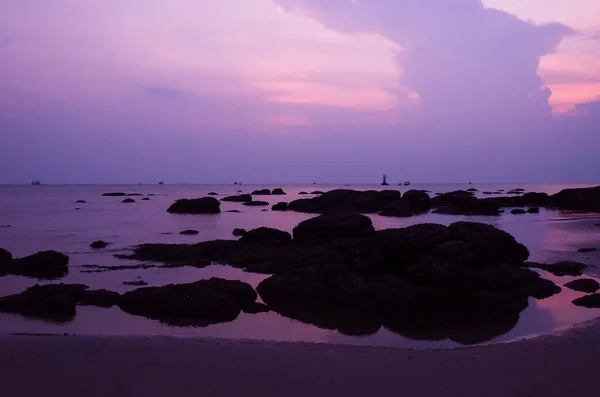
(1, 183, 600, 348)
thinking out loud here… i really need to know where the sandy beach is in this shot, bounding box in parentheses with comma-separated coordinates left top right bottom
(2, 318, 599, 397)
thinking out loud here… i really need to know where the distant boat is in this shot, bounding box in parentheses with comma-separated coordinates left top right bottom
(31, 180, 41, 185)
(403, 181, 411, 186)
(158, 181, 164, 185)
(381, 174, 389, 186)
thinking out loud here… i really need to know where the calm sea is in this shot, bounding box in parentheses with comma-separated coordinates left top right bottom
(1, 183, 599, 348)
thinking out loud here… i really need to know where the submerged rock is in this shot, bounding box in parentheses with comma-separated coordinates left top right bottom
(90, 240, 110, 249)
(524, 261, 586, 277)
(0, 250, 69, 279)
(179, 230, 200, 236)
(232, 228, 247, 237)
(239, 227, 291, 244)
(227, 210, 241, 213)
(102, 192, 127, 196)
(251, 189, 271, 196)
(578, 248, 597, 253)
(299, 192, 308, 195)
(76, 200, 87, 203)
(271, 188, 286, 195)
(272, 202, 288, 211)
(565, 279, 600, 293)
(118, 278, 258, 326)
(293, 213, 375, 242)
(242, 201, 269, 207)
(122, 198, 136, 203)
(572, 293, 600, 308)
(167, 197, 220, 214)
(222, 194, 252, 203)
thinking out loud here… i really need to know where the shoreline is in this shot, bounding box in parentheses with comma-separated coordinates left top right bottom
(2, 318, 600, 397)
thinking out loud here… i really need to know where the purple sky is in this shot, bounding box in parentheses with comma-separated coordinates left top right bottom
(1, 0, 599, 184)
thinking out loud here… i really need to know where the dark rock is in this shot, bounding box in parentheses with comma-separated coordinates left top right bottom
(272, 202, 288, 211)
(311, 191, 325, 195)
(565, 279, 600, 293)
(79, 289, 120, 307)
(90, 240, 110, 249)
(527, 207, 540, 214)
(511, 209, 527, 215)
(251, 189, 271, 196)
(521, 193, 551, 206)
(141, 197, 150, 201)
(1, 225, 10, 228)
(118, 278, 257, 326)
(242, 302, 270, 314)
(449, 222, 529, 264)
(553, 185, 600, 212)
(128, 193, 143, 196)
(523, 261, 586, 277)
(76, 200, 87, 203)
(102, 192, 127, 196)
(227, 210, 241, 213)
(0, 248, 12, 267)
(1, 250, 69, 279)
(208, 192, 218, 196)
(572, 294, 600, 308)
(466, 188, 478, 192)
(179, 230, 199, 236)
(578, 248, 597, 253)
(293, 213, 375, 241)
(0, 283, 88, 322)
(233, 228, 247, 237)
(122, 198, 136, 203)
(289, 189, 405, 214)
(167, 197, 220, 214)
(271, 188, 286, 195)
(432, 190, 500, 216)
(222, 194, 252, 203)
(262, 209, 268, 212)
(123, 280, 148, 287)
(299, 192, 308, 195)
(402, 190, 431, 212)
(240, 228, 292, 244)
(378, 201, 412, 218)
(243, 201, 269, 207)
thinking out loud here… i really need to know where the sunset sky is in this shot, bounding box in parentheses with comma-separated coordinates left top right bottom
(1, 0, 599, 184)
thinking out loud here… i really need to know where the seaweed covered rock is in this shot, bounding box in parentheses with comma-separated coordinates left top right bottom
(293, 213, 375, 241)
(1, 250, 69, 279)
(118, 278, 258, 326)
(167, 197, 220, 214)
(239, 227, 291, 244)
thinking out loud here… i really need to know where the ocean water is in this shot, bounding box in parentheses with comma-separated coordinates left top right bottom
(1, 183, 599, 348)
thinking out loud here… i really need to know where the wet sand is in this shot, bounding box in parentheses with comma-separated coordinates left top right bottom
(1, 318, 599, 397)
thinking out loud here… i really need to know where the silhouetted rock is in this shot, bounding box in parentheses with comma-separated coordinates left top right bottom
(79, 289, 120, 307)
(227, 210, 241, 213)
(240, 228, 291, 244)
(128, 193, 143, 196)
(272, 202, 288, 211)
(527, 207, 540, 214)
(293, 213, 375, 242)
(523, 261, 586, 277)
(402, 190, 431, 212)
(90, 240, 110, 249)
(242, 302, 270, 314)
(141, 197, 150, 201)
(553, 185, 600, 212)
(432, 190, 500, 216)
(572, 293, 600, 308)
(180, 230, 199, 236)
(511, 209, 527, 215)
(243, 201, 269, 207)
(311, 191, 325, 195)
(0, 248, 12, 267)
(378, 201, 412, 218)
(289, 189, 405, 214)
(167, 197, 220, 214)
(271, 188, 286, 195)
(299, 192, 308, 195)
(578, 248, 597, 253)
(122, 198, 136, 203)
(118, 278, 258, 326)
(466, 188, 478, 192)
(208, 192, 218, 196)
(1, 250, 69, 279)
(262, 209, 269, 212)
(1, 225, 10, 228)
(565, 279, 599, 293)
(76, 200, 87, 203)
(102, 192, 126, 196)
(251, 189, 271, 195)
(222, 194, 252, 202)
(123, 280, 148, 286)
(233, 228, 247, 237)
